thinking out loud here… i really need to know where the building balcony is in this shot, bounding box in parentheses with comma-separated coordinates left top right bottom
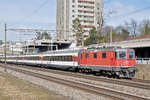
(78, 0, 95, 4)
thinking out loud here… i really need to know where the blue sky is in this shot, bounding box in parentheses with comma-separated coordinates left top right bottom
(104, 0, 150, 26)
(0, 0, 150, 41)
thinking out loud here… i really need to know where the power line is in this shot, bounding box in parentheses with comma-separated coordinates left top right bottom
(103, 0, 113, 4)
(110, 6, 150, 19)
(18, 0, 49, 23)
(7, 28, 72, 33)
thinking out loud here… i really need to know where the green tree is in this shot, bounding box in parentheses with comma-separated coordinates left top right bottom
(84, 27, 103, 46)
(42, 32, 51, 39)
(0, 40, 3, 45)
(72, 18, 84, 46)
(141, 24, 150, 35)
(36, 32, 51, 40)
(121, 29, 129, 38)
(36, 32, 42, 40)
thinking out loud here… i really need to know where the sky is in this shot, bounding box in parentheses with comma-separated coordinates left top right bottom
(0, 0, 150, 41)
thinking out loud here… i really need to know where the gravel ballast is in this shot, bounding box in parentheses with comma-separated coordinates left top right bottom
(7, 65, 150, 99)
(0, 66, 112, 100)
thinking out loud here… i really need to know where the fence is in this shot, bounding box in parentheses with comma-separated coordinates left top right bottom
(136, 58, 150, 64)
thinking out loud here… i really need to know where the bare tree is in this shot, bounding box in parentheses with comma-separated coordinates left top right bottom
(130, 19, 138, 37)
(139, 19, 150, 35)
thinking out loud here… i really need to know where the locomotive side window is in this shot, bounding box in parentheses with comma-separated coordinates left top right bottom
(128, 52, 135, 59)
(115, 52, 117, 58)
(93, 53, 97, 59)
(119, 52, 126, 59)
(80, 54, 82, 59)
(102, 53, 106, 58)
(85, 53, 89, 58)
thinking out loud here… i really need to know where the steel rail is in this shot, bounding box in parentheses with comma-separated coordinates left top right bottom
(1, 65, 150, 100)
(1, 63, 150, 90)
(13, 64, 150, 90)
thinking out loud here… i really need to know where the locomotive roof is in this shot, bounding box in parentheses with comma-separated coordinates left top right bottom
(80, 48, 134, 53)
(1, 47, 134, 58)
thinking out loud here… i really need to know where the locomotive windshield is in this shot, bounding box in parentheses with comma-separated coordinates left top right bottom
(116, 52, 126, 59)
(128, 52, 135, 59)
(119, 52, 126, 59)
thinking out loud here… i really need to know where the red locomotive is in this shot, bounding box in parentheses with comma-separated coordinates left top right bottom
(79, 48, 137, 78)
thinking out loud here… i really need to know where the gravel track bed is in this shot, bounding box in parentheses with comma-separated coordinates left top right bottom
(0, 66, 112, 100)
(7, 65, 150, 99)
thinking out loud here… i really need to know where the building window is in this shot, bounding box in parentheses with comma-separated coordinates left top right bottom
(72, 15, 75, 17)
(72, 10, 75, 13)
(72, 5, 75, 8)
(72, 0, 75, 3)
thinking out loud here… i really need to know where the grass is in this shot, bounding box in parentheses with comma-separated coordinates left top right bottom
(0, 72, 64, 100)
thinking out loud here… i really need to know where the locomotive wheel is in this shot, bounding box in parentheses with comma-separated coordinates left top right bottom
(79, 69, 82, 73)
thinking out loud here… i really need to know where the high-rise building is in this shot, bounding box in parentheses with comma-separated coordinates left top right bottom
(56, 0, 102, 41)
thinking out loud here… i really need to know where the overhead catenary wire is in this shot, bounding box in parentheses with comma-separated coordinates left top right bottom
(18, 0, 49, 24)
(110, 6, 150, 19)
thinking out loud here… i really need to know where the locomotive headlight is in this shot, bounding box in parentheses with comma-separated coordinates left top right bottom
(126, 61, 129, 64)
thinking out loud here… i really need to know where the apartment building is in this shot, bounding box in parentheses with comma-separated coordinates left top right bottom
(56, 0, 102, 40)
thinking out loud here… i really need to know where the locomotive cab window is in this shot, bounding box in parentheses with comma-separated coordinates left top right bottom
(115, 52, 117, 58)
(128, 52, 135, 59)
(118, 52, 126, 59)
(102, 53, 106, 58)
(93, 53, 97, 59)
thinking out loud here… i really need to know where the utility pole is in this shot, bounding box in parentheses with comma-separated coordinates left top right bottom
(110, 28, 112, 44)
(4, 24, 7, 72)
(11, 41, 14, 55)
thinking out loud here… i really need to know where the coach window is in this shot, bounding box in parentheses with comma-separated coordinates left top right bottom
(93, 53, 97, 59)
(35, 56, 38, 60)
(59, 56, 62, 61)
(53, 56, 56, 61)
(57, 56, 59, 61)
(85, 53, 89, 58)
(69, 56, 72, 61)
(102, 53, 107, 58)
(49, 57, 51, 61)
(45, 56, 49, 60)
(62, 56, 65, 61)
(64, 56, 67, 61)
(51, 56, 54, 61)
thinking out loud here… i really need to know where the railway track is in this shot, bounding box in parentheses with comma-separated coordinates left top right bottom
(7, 64, 150, 91)
(0, 64, 149, 100)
